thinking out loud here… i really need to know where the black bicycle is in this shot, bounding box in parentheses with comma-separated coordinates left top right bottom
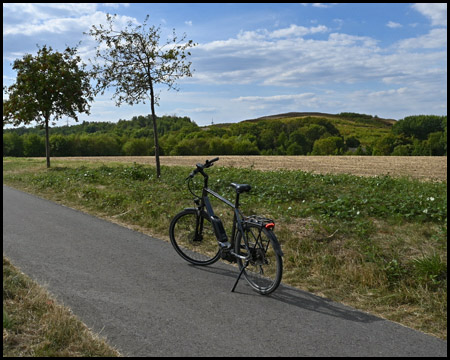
(169, 157, 283, 295)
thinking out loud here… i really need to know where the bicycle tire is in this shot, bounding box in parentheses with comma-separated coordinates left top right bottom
(235, 223, 283, 295)
(169, 209, 221, 266)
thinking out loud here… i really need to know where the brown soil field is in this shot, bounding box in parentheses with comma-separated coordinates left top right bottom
(53, 156, 447, 182)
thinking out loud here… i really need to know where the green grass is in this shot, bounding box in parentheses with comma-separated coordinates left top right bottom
(3, 157, 447, 340)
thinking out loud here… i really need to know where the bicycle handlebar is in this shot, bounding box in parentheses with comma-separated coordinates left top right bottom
(186, 157, 219, 180)
(205, 157, 219, 166)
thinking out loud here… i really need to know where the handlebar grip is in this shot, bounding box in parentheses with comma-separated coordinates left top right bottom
(186, 158, 220, 180)
(205, 157, 219, 168)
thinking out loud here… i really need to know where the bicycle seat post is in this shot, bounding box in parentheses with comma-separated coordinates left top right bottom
(234, 192, 240, 209)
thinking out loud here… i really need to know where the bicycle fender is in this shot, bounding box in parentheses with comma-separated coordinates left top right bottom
(269, 235, 284, 257)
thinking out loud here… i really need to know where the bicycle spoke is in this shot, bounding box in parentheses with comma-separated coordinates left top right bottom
(235, 223, 282, 295)
(170, 209, 221, 265)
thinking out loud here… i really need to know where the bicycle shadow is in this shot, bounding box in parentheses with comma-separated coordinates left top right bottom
(190, 262, 382, 324)
(268, 284, 382, 324)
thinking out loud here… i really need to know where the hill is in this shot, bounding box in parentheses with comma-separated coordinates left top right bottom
(203, 111, 395, 152)
(3, 112, 446, 157)
(243, 111, 396, 126)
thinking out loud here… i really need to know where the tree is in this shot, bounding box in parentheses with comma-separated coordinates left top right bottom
(286, 143, 304, 155)
(123, 138, 153, 156)
(3, 45, 93, 167)
(311, 136, 345, 155)
(87, 14, 196, 177)
(3, 133, 23, 157)
(23, 134, 45, 157)
(392, 115, 446, 140)
(372, 133, 396, 155)
(427, 132, 446, 156)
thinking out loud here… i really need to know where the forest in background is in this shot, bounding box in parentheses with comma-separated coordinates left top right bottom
(3, 112, 447, 157)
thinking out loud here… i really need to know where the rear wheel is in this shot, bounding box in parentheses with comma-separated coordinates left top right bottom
(169, 209, 221, 265)
(235, 223, 283, 295)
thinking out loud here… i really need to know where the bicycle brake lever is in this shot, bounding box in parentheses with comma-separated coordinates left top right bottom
(185, 168, 198, 181)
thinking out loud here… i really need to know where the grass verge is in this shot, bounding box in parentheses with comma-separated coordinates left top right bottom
(3, 256, 120, 357)
(3, 157, 447, 340)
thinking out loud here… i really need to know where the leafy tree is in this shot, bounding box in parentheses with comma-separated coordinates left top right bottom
(23, 134, 45, 157)
(411, 139, 430, 156)
(208, 137, 234, 155)
(3, 45, 93, 167)
(232, 137, 260, 155)
(372, 133, 397, 155)
(87, 14, 196, 177)
(427, 132, 446, 156)
(311, 136, 344, 155)
(392, 115, 446, 140)
(3, 133, 23, 157)
(258, 128, 277, 150)
(391, 144, 413, 156)
(345, 136, 360, 148)
(276, 131, 288, 152)
(50, 134, 72, 156)
(123, 138, 153, 156)
(289, 130, 308, 154)
(286, 143, 304, 155)
(304, 124, 328, 144)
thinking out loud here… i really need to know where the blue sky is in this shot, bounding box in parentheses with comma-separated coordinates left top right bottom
(3, 3, 447, 127)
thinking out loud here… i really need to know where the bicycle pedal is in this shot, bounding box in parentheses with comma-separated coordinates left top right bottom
(218, 241, 232, 250)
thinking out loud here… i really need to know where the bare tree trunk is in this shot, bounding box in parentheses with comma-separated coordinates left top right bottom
(45, 116, 50, 168)
(149, 82, 161, 178)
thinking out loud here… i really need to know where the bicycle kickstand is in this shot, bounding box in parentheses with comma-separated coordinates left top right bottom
(231, 261, 248, 292)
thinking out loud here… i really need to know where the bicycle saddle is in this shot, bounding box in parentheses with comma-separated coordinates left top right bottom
(230, 182, 252, 194)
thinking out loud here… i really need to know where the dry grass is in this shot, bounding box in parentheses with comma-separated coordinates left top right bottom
(43, 155, 447, 182)
(3, 256, 121, 357)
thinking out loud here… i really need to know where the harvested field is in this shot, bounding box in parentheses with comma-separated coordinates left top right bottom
(49, 156, 447, 181)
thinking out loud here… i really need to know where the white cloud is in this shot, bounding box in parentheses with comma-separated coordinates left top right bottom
(301, 3, 338, 9)
(396, 28, 447, 49)
(233, 93, 316, 102)
(192, 29, 383, 87)
(3, 3, 97, 23)
(3, 4, 137, 36)
(102, 3, 130, 9)
(270, 24, 328, 38)
(412, 3, 447, 27)
(387, 21, 402, 29)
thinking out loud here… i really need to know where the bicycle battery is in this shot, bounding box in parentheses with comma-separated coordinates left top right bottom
(210, 216, 228, 242)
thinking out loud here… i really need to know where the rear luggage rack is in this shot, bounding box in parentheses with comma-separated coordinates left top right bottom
(244, 215, 275, 229)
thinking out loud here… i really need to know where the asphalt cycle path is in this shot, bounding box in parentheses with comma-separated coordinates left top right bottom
(3, 185, 447, 357)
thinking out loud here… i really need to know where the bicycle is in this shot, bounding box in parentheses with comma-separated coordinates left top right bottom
(169, 157, 283, 295)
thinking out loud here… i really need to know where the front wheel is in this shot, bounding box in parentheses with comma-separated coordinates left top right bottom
(169, 209, 221, 266)
(235, 223, 283, 295)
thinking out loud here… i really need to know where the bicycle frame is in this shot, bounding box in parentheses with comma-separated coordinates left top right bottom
(194, 168, 247, 255)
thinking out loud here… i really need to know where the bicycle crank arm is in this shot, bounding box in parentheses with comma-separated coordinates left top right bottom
(229, 250, 248, 260)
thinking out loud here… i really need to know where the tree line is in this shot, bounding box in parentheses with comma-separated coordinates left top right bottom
(3, 114, 447, 157)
